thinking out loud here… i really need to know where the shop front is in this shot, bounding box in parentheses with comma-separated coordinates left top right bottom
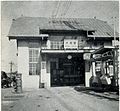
(40, 53, 85, 87)
(91, 46, 119, 88)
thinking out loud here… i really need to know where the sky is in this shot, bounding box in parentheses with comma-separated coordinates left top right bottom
(1, 1, 119, 72)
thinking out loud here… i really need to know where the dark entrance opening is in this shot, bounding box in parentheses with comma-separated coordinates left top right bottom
(50, 54, 85, 87)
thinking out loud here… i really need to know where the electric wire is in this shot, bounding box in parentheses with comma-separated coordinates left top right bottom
(61, 0, 72, 18)
(51, 1, 59, 18)
(59, 1, 69, 18)
(54, 1, 61, 18)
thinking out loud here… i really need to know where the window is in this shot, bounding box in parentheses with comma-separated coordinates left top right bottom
(29, 42, 39, 75)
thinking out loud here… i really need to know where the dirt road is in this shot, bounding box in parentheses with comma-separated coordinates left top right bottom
(2, 87, 119, 111)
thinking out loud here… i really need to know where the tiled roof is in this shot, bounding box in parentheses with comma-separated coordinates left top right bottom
(8, 17, 119, 38)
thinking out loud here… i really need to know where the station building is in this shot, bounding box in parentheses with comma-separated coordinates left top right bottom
(8, 17, 119, 88)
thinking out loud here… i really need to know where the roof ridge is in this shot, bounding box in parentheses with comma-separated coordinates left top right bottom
(13, 16, 106, 21)
(14, 16, 48, 21)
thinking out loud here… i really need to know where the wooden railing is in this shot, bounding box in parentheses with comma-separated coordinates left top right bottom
(41, 41, 102, 50)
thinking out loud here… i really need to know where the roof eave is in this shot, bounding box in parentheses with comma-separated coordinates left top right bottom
(8, 34, 49, 40)
(87, 35, 119, 38)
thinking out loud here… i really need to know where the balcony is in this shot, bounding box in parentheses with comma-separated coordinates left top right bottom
(41, 40, 99, 53)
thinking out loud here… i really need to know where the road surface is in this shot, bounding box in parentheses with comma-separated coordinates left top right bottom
(2, 87, 119, 111)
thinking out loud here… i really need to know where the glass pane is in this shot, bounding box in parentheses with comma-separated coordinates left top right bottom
(32, 58, 36, 62)
(29, 68, 32, 71)
(29, 58, 32, 62)
(29, 71, 32, 75)
(29, 50, 32, 55)
(29, 50, 33, 57)
(35, 58, 38, 62)
(33, 63, 37, 67)
(29, 63, 31, 67)
(35, 50, 39, 55)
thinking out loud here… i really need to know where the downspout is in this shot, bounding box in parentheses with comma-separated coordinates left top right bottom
(39, 37, 43, 88)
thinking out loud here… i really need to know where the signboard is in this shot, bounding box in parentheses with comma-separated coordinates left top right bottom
(64, 39, 78, 49)
(112, 40, 119, 46)
(83, 53, 91, 60)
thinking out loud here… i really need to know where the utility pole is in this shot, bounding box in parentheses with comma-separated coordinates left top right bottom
(9, 61, 14, 73)
(112, 16, 116, 46)
(112, 17, 118, 86)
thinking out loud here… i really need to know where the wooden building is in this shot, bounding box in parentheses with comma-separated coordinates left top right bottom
(8, 17, 119, 88)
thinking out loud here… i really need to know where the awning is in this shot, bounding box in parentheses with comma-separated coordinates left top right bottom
(90, 56, 113, 62)
(90, 45, 118, 61)
(92, 46, 114, 54)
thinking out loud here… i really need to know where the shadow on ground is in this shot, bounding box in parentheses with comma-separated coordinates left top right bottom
(74, 87, 119, 101)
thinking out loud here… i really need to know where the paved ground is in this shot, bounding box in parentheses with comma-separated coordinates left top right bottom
(1, 87, 119, 111)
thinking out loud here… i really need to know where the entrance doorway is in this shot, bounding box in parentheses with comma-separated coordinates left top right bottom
(51, 54, 85, 86)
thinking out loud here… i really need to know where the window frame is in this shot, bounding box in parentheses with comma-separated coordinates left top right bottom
(29, 42, 40, 75)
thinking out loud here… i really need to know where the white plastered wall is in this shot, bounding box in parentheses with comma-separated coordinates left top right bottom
(85, 61, 92, 87)
(17, 41, 39, 89)
(46, 59, 51, 87)
(41, 58, 51, 88)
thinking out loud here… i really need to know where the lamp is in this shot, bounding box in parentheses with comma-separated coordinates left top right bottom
(67, 55, 72, 60)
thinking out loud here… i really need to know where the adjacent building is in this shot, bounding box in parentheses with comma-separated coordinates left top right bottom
(8, 17, 119, 88)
